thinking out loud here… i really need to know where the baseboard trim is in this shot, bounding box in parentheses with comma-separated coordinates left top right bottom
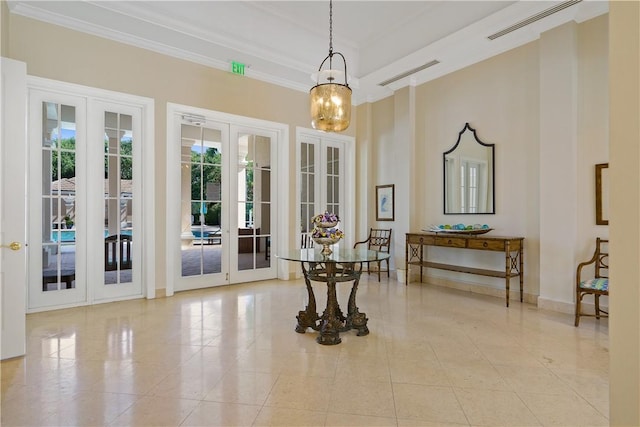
(537, 297, 574, 314)
(410, 272, 538, 305)
(538, 296, 609, 315)
(408, 272, 609, 316)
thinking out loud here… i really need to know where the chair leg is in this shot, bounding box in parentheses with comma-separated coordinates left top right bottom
(595, 295, 600, 319)
(377, 261, 381, 282)
(575, 291, 581, 327)
(385, 259, 390, 279)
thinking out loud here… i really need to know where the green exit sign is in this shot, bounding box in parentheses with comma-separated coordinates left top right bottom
(231, 61, 245, 76)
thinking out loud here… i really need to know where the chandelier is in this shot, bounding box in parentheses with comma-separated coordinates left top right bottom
(309, 0, 352, 132)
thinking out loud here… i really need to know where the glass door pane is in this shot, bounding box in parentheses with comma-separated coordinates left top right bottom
(300, 142, 316, 237)
(103, 112, 134, 285)
(42, 102, 77, 293)
(181, 125, 223, 277)
(237, 134, 271, 271)
(325, 145, 341, 219)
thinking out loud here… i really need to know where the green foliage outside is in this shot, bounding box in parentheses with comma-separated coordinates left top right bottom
(106, 138, 133, 179)
(191, 147, 222, 226)
(190, 148, 254, 227)
(52, 138, 254, 227)
(51, 138, 76, 179)
(51, 137, 133, 180)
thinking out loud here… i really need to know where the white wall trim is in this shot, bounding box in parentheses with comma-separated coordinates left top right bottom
(537, 296, 575, 315)
(1, 57, 28, 359)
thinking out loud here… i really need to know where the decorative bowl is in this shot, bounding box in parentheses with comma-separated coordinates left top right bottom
(313, 236, 340, 255)
(423, 223, 492, 235)
(435, 228, 493, 235)
(317, 221, 338, 228)
(313, 236, 340, 246)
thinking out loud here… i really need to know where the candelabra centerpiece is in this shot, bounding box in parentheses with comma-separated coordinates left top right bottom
(311, 211, 344, 255)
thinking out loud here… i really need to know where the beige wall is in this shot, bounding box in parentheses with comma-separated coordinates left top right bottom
(408, 38, 540, 301)
(363, 14, 609, 308)
(0, 1, 8, 56)
(609, 1, 640, 425)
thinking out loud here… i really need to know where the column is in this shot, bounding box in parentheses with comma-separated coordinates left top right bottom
(538, 22, 579, 309)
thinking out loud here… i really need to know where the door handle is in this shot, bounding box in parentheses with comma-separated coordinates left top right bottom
(1, 242, 22, 251)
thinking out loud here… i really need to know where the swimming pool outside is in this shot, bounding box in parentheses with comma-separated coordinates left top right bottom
(51, 229, 133, 243)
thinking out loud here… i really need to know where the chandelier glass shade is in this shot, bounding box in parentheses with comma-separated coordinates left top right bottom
(310, 0, 351, 132)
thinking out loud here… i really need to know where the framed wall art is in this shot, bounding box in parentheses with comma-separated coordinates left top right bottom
(595, 163, 609, 225)
(376, 184, 395, 221)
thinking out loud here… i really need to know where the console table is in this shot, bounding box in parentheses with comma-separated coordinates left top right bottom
(405, 232, 524, 307)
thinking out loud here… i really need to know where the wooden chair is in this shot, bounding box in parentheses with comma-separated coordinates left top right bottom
(353, 228, 392, 281)
(105, 234, 132, 271)
(301, 232, 315, 249)
(575, 238, 609, 326)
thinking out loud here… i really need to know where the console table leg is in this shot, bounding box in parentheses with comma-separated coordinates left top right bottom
(519, 247, 524, 302)
(505, 246, 511, 307)
(505, 277, 510, 307)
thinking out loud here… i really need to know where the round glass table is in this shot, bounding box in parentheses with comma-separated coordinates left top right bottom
(278, 247, 390, 345)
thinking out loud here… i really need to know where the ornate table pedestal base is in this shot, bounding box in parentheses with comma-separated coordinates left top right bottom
(296, 262, 368, 345)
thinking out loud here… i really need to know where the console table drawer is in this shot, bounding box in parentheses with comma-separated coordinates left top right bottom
(435, 236, 467, 248)
(467, 239, 505, 251)
(408, 234, 435, 245)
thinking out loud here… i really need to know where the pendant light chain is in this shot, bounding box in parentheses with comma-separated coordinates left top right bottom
(329, 0, 333, 54)
(328, 0, 333, 70)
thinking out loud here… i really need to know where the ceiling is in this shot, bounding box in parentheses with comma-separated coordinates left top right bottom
(7, 0, 608, 105)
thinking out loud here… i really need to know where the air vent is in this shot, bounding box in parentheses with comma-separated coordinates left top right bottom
(488, 0, 582, 40)
(378, 60, 440, 87)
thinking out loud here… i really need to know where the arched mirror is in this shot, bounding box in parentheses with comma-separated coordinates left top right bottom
(443, 123, 495, 214)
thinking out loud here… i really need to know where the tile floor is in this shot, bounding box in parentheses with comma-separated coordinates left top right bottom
(1, 275, 610, 426)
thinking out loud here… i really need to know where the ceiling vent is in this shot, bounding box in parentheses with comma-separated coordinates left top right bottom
(378, 60, 440, 87)
(487, 0, 582, 40)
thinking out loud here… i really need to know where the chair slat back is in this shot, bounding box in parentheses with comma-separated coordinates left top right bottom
(301, 233, 315, 249)
(595, 238, 609, 279)
(367, 229, 392, 253)
(105, 234, 133, 271)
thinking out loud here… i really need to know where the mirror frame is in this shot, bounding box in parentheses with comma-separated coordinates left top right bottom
(443, 122, 495, 215)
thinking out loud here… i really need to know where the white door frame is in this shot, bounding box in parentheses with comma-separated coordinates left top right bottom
(1, 58, 28, 360)
(166, 103, 289, 296)
(26, 77, 155, 312)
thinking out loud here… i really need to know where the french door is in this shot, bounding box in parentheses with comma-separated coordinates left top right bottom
(27, 79, 153, 311)
(167, 104, 286, 293)
(297, 128, 355, 249)
(28, 90, 88, 309)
